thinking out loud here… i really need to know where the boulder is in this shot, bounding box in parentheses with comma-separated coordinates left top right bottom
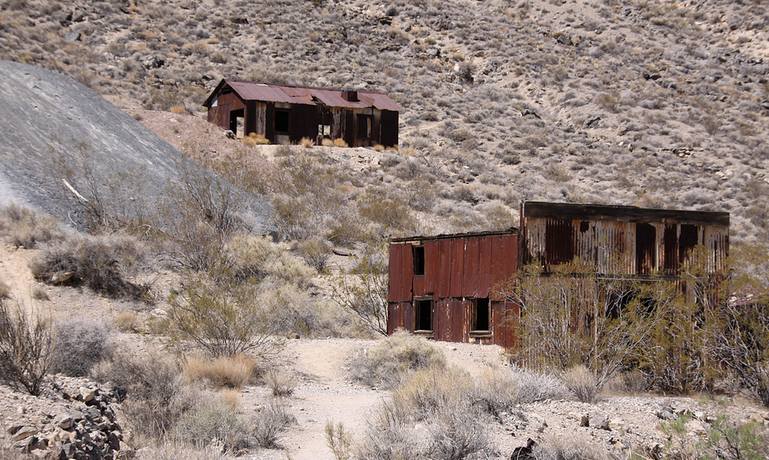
(11, 425, 38, 441)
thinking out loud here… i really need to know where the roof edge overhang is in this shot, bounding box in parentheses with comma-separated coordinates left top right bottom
(390, 228, 519, 243)
(522, 201, 730, 227)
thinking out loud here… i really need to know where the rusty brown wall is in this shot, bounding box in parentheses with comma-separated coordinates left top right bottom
(207, 91, 246, 131)
(387, 232, 519, 346)
(522, 215, 729, 275)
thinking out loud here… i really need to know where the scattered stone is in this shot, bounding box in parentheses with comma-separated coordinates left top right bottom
(596, 416, 611, 431)
(511, 438, 537, 459)
(580, 413, 590, 427)
(11, 426, 38, 441)
(64, 31, 81, 43)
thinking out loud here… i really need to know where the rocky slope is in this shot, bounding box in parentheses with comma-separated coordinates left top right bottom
(1, 0, 768, 241)
(0, 60, 271, 232)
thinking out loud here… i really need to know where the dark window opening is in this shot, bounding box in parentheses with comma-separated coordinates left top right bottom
(679, 224, 699, 264)
(544, 219, 574, 266)
(229, 109, 244, 137)
(412, 245, 425, 276)
(579, 221, 590, 233)
(606, 289, 635, 319)
(635, 223, 656, 275)
(415, 299, 433, 331)
(357, 114, 372, 139)
(275, 109, 290, 133)
(472, 298, 490, 332)
(663, 224, 678, 273)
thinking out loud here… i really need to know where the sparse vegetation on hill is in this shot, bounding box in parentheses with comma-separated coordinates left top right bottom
(2, 0, 768, 242)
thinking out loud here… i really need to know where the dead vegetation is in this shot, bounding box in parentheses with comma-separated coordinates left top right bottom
(0, 299, 54, 396)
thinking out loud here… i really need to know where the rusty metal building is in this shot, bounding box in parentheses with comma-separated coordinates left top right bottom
(520, 201, 730, 276)
(387, 202, 730, 347)
(203, 80, 400, 147)
(387, 229, 520, 348)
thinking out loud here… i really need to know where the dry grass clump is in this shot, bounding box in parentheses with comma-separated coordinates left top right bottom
(532, 434, 614, 460)
(264, 369, 296, 397)
(562, 365, 599, 403)
(0, 299, 54, 396)
(348, 330, 446, 388)
(325, 421, 353, 460)
(183, 354, 257, 389)
(50, 319, 111, 377)
(510, 366, 572, 403)
(171, 397, 252, 452)
(321, 138, 335, 147)
(252, 401, 295, 448)
(242, 133, 270, 146)
(332, 138, 348, 148)
(92, 352, 196, 440)
(357, 366, 496, 459)
(299, 137, 314, 148)
(30, 234, 148, 300)
(114, 310, 140, 332)
(0, 204, 64, 249)
(31, 287, 49, 301)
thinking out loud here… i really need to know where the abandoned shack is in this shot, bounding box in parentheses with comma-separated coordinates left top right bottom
(387, 201, 730, 347)
(203, 80, 400, 147)
(387, 229, 520, 348)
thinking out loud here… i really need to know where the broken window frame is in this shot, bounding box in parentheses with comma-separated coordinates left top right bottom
(414, 298, 433, 332)
(470, 297, 491, 334)
(412, 245, 425, 276)
(275, 109, 290, 134)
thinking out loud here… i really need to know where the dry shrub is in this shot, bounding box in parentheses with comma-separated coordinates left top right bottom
(470, 368, 522, 417)
(30, 234, 148, 300)
(0, 300, 55, 395)
(533, 434, 614, 460)
(51, 319, 111, 377)
(510, 366, 572, 403)
(167, 277, 281, 358)
(348, 330, 446, 389)
(183, 354, 256, 389)
(134, 443, 230, 460)
(299, 137, 314, 148)
(252, 401, 295, 448)
(92, 352, 196, 440)
(562, 365, 599, 403)
(264, 369, 295, 396)
(297, 238, 331, 273)
(357, 366, 496, 459)
(242, 133, 270, 146)
(325, 421, 353, 460)
(114, 310, 140, 332)
(219, 389, 240, 409)
(0, 280, 9, 300)
(172, 397, 252, 452)
(0, 204, 64, 249)
(169, 105, 186, 114)
(393, 366, 472, 420)
(331, 243, 388, 336)
(321, 138, 335, 147)
(333, 138, 348, 148)
(373, 144, 384, 152)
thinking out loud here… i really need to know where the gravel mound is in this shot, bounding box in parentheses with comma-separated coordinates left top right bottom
(0, 60, 271, 231)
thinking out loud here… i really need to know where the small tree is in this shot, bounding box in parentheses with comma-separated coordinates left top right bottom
(168, 277, 281, 358)
(0, 300, 55, 395)
(500, 261, 667, 389)
(330, 244, 388, 336)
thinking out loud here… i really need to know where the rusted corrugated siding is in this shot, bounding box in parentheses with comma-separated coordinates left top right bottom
(491, 301, 518, 348)
(522, 202, 729, 276)
(387, 231, 519, 346)
(207, 91, 245, 131)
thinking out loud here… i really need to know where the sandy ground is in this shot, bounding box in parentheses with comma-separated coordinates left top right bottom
(1, 243, 768, 459)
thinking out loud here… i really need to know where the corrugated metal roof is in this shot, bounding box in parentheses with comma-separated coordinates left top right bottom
(206, 79, 401, 111)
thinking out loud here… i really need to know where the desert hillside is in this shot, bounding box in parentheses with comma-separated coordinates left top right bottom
(1, 1, 769, 460)
(1, 0, 768, 241)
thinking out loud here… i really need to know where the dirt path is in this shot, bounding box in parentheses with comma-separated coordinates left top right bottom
(0, 243, 37, 308)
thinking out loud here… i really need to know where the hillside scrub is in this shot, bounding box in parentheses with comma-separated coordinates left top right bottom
(50, 319, 112, 377)
(0, 299, 55, 396)
(331, 243, 389, 336)
(0, 205, 64, 249)
(348, 330, 446, 389)
(30, 234, 149, 300)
